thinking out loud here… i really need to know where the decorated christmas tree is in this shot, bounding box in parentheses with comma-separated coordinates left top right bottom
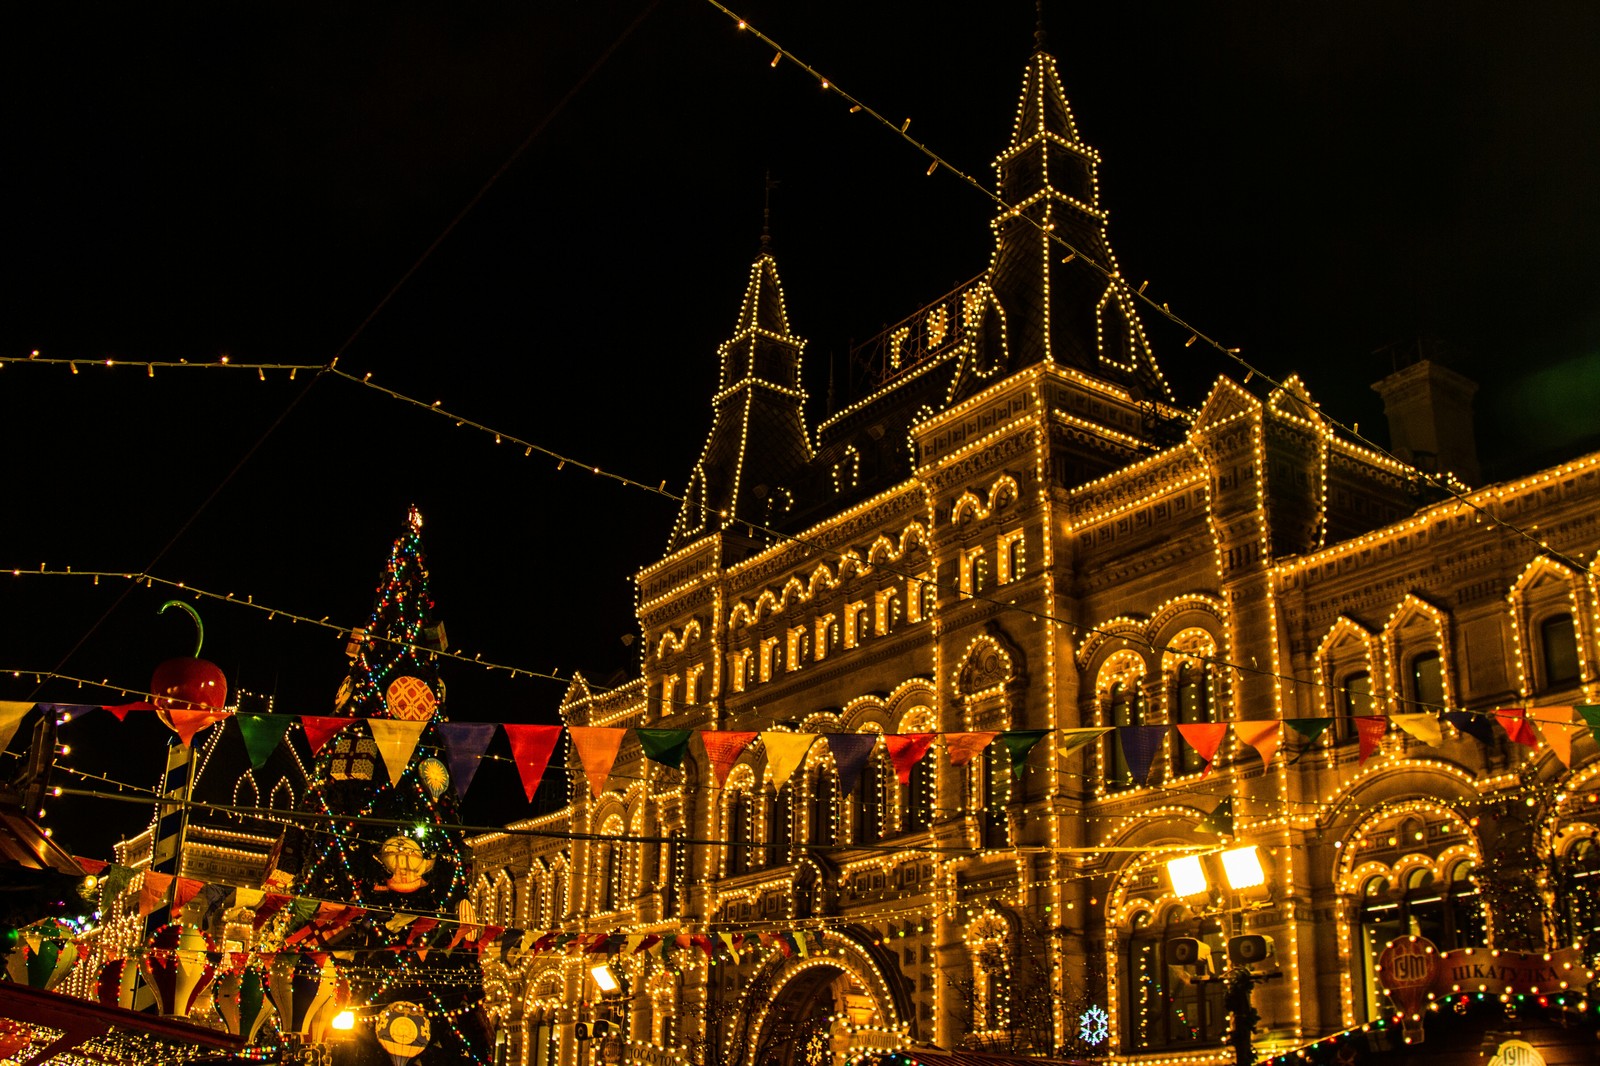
(270, 506, 492, 1065)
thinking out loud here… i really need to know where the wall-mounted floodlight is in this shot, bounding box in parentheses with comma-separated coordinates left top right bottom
(1166, 854, 1209, 897)
(591, 964, 621, 994)
(1219, 845, 1268, 891)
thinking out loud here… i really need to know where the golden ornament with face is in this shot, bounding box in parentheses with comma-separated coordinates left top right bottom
(376, 836, 435, 893)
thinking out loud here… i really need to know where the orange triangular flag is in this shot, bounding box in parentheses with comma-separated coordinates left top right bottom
(568, 726, 626, 797)
(760, 733, 816, 791)
(1537, 707, 1579, 767)
(1233, 720, 1281, 769)
(167, 707, 226, 747)
(1355, 716, 1389, 764)
(1175, 723, 1228, 775)
(943, 732, 999, 767)
(172, 876, 204, 913)
(139, 871, 174, 917)
(701, 731, 759, 785)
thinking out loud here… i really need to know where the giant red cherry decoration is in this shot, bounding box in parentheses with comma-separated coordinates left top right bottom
(151, 601, 228, 736)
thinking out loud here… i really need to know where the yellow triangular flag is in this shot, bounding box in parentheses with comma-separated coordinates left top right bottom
(568, 726, 626, 797)
(0, 701, 34, 754)
(368, 719, 427, 786)
(625, 934, 646, 954)
(1391, 713, 1443, 747)
(761, 733, 816, 791)
(1538, 708, 1580, 767)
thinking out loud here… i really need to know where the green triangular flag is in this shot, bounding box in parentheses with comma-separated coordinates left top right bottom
(1197, 796, 1234, 837)
(636, 728, 694, 769)
(1577, 705, 1600, 733)
(234, 713, 294, 770)
(997, 729, 1052, 780)
(1284, 718, 1334, 743)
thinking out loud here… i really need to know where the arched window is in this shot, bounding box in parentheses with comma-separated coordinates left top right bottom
(922, 578, 938, 619)
(767, 781, 793, 861)
(1542, 613, 1581, 688)
(1173, 661, 1213, 776)
(1106, 679, 1144, 792)
(856, 608, 873, 645)
(726, 792, 752, 877)
(525, 877, 542, 928)
(594, 843, 614, 911)
(809, 764, 838, 847)
(1410, 652, 1444, 711)
(1122, 908, 1224, 1050)
(979, 744, 1009, 848)
(1555, 837, 1600, 946)
(859, 747, 888, 844)
(904, 753, 935, 832)
(1355, 862, 1484, 1020)
(1339, 671, 1373, 743)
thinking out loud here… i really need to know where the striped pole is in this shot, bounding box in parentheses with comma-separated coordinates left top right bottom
(134, 735, 195, 1010)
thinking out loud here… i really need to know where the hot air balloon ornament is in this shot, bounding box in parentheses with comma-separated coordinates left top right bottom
(96, 957, 138, 1009)
(150, 601, 229, 738)
(4, 926, 79, 991)
(376, 1001, 431, 1066)
(138, 924, 219, 1018)
(267, 954, 344, 1040)
(215, 965, 274, 1044)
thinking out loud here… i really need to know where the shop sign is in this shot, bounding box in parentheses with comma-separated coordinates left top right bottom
(1486, 1039, 1546, 1066)
(1433, 946, 1587, 996)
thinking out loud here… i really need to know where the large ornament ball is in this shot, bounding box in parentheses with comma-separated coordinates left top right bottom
(377, 1001, 431, 1064)
(385, 676, 437, 721)
(151, 657, 228, 729)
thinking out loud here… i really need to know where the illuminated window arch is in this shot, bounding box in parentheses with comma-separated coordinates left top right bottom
(1163, 628, 1219, 778)
(807, 752, 839, 848)
(723, 775, 756, 878)
(1098, 651, 1148, 793)
(899, 705, 937, 834)
(1121, 904, 1224, 1050)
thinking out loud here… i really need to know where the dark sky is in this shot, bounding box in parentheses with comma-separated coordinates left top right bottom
(6, 1, 1600, 856)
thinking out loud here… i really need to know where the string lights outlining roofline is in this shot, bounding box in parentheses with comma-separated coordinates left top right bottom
(699, 0, 1594, 581)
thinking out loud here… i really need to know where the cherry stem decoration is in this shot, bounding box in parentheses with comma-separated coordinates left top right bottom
(158, 599, 206, 658)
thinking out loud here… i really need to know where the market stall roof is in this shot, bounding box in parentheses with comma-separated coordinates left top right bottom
(0, 800, 85, 875)
(0, 981, 246, 1066)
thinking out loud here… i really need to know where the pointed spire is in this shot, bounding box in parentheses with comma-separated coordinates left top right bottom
(760, 170, 777, 255)
(1034, 0, 1048, 55)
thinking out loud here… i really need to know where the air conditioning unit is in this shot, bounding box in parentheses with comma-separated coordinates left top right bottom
(1228, 933, 1276, 966)
(1164, 937, 1213, 972)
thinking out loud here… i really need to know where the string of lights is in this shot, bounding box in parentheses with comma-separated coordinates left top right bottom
(698, 0, 1595, 582)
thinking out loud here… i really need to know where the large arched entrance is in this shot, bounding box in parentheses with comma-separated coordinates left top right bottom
(743, 936, 905, 1066)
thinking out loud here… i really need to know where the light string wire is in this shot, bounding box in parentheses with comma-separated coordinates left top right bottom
(697, 0, 1596, 583)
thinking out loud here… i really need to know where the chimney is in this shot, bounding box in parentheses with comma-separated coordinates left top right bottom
(1371, 341, 1481, 484)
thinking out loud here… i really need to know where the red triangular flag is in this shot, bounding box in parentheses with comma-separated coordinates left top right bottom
(101, 701, 155, 721)
(252, 893, 290, 929)
(1355, 715, 1388, 765)
(139, 871, 174, 917)
(701, 731, 759, 785)
(300, 716, 348, 755)
(75, 857, 108, 875)
(1495, 707, 1540, 748)
(884, 733, 936, 785)
(503, 725, 564, 802)
(1176, 723, 1229, 775)
(172, 876, 204, 912)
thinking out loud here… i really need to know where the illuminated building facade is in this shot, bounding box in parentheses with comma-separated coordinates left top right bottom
(470, 39, 1600, 1066)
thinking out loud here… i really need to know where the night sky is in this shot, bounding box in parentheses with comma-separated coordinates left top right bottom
(6, 1, 1600, 857)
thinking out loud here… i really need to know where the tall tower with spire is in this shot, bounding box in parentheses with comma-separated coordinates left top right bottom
(961, 37, 1173, 404)
(669, 239, 811, 556)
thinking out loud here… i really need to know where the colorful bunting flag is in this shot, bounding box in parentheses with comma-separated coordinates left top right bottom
(0, 701, 32, 754)
(825, 734, 880, 794)
(234, 713, 294, 770)
(439, 722, 497, 798)
(139, 872, 174, 917)
(1442, 711, 1497, 743)
(368, 719, 428, 785)
(884, 733, 936, 784)
(504, 724, 564, 802)
(1495, 707, 1539, 748)
(701, 731, 759, 785)
(1197, 796, 1234, 837)
(1117, 726, 1167, 786)
(300, 716, 349, 755)
(1233, 720, 1281, 769)
(997, 729, 1051, 780)
(1578, 705, 1600, 732)
(167, 707, 224, 747)
(569, 726, 626, 797)
(1175, 723, 1228, 775)
(1284, 718, 1334, 744)
(1355, 715, 1388, 764)
(943, 732, 998, 767)
(1540, 708, 1579, 768)
(172, 877, 204, 913)
(1390, 714, 1442, 747)
(636, 728, 694, 770)
(761, 733, 816, 791)
(1056, 727, 1110, 758)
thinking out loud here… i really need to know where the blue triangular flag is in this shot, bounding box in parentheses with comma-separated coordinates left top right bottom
(825, 734, 881, 795)
(1442, 711, 1496, 744)
(1116, 726, 1167, 786)
(438, 721, 497, 798)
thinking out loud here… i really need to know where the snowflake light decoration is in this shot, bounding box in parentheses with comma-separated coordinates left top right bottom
(1078, 1005, 1109, 1046)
